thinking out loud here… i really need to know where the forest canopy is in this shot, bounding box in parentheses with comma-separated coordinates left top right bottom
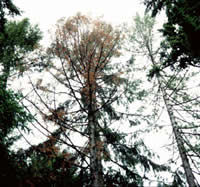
(0, 0, 200, 186)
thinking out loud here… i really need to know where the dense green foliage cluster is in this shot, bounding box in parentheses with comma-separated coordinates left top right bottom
(144, 0, 200, 68)
(0, 0, 42, 186)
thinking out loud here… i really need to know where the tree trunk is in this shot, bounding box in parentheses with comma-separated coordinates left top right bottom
(148, 47, 197, 187)
(88, 112, 104, 187)
(162, 92, 197, 187)
(88, 77, 104, 187)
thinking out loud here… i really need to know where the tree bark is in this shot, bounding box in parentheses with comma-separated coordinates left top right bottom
(147, 46, 197, 187)
(88, 77, 104, 187)
(162, 93, 197, 187)
(88, 112, 104, 187)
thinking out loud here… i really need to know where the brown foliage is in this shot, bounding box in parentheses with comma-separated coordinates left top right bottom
(48, 13, 123, 102)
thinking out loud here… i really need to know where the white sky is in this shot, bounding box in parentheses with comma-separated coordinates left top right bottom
(13, 0, 145, 44)
(14, 0, 145, 25)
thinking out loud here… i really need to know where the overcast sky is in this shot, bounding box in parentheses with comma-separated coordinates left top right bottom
(13, 0, 145, 44)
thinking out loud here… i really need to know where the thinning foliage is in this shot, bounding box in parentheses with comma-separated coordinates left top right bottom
(128, 13, 200, 186)
(24, 13, 169, 186)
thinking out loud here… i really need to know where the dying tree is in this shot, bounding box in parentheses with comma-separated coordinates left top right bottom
(27, 13, 168, 186)
(45, 13, 123, 187)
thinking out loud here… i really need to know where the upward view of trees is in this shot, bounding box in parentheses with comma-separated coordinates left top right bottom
(1, 0, 200, 186)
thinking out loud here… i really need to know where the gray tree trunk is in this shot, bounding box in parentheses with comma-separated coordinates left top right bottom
(88, 80, 104, 187)
(88, 112, 104, 187)
(162, 92, 197, 187)
(147, 46, 197, 187)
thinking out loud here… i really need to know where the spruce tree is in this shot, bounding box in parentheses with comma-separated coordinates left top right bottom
(27, 13, 168, 186)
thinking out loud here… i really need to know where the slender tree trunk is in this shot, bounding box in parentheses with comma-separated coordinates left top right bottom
(147, 47, 197, 187)
(88, 112, 104, 187)
(88, 79, 104, 187)
(162, 92, 197, 187)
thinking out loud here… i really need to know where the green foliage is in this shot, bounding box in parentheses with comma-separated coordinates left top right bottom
(0, 13, 42, 145)
(5, 18, 42, 52)
(0, 86, 32, 144)
(144, 0, 200, 67)
(103, 128, 125, 144)
(128, 13, 155, 54)
(15, 145, 87, 187)
(104, 168, 142, 186)
(0, 16, 42, 146)
(0, 0, 41, 147)
(0, 18, 42, 81)
(147, 65, 161, 79)
(0, 0, 21, 32)
(0, 0, 20, 16)
(114, 140, 168, 173)
(0, 1, 42, 186)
